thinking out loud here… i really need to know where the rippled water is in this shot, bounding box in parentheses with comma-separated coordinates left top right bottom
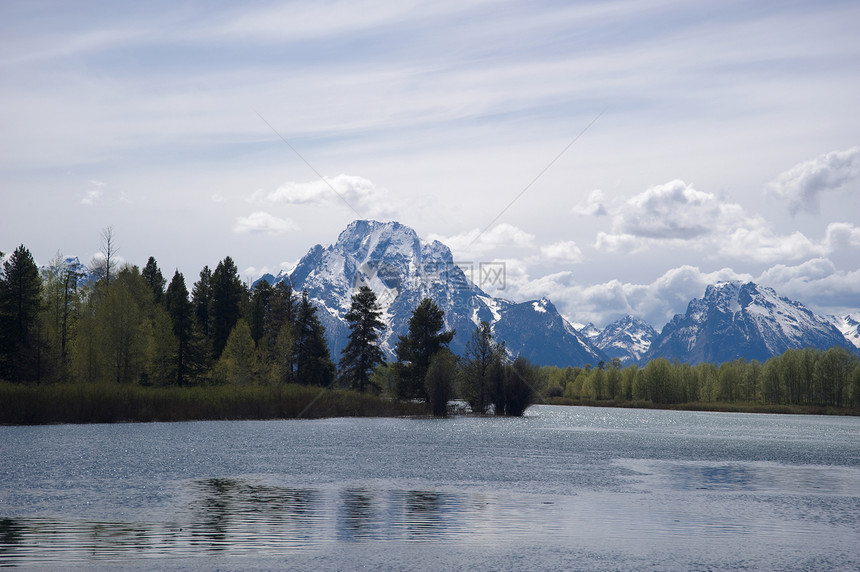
(1, 406, 859, 570)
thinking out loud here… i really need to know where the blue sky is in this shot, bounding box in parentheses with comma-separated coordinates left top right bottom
(1, 0, 859, 327)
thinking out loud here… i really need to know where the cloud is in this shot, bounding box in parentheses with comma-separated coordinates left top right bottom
(80, 189, 102, 205)
(571, 189, 608, 216)
(266, 174, 397, 219)
(492, 260, 752, 328)
(540, 240, 583, 262)
(766, 146, 860, 214)
(757, 258, 860, 312)
(233, 212, 298, 235)
(594, 179, 750, 254)
(429, 223, 535, 259)
(618, 180, 725, 239)
(592, 179, 854, 262)
(824, 222, 860, 250)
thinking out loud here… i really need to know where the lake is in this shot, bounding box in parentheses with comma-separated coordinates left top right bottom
(1, 405, 859, 570)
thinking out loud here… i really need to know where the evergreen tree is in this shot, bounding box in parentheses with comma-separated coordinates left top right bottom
(0, 245, 43, 382)
(142, 256, 166, 305)
(459, 321, 504, 414)
(394, 298, 455, 401)
(191, 266, 213, 339)
(293, 291, 335, 386)
(248, 281, 273, 346)
(210, 257, 245, 360)
(262, 281, 297, 384)
(165, 270, 193, 385)
(340, 286, 387, 393)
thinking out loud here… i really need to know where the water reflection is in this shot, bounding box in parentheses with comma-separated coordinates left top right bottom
(338, 488, 376, 541)
(188, 478, 318, 551)
(672, 464, 756, 491)
(0, 480, 479, 565)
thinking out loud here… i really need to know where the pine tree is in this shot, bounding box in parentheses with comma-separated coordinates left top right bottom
(165, 270, 193, 385)
(210, 257, 245, 360)
(142, 256, 166, 305)
(248, 281, 273, 346)
(394, 298, 454, 401)
(0, 245, 43, 382)
(293, 291, 335, 386)
(191, 266, 213, 339)
(340, 286, 386, 393)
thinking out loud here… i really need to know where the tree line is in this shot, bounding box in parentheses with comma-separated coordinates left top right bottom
(3, 235, 859, 418)
(0, 238, 537, 417)
(541, 346, 860, 409)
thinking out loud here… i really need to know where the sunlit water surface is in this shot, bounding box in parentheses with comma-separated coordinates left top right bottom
(1, 406, 859, 570)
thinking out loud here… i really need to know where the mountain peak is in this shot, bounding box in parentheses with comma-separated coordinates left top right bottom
(649, 281, 853, 364)
(284, 219, 605, 367)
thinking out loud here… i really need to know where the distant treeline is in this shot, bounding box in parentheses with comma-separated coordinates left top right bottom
(539, 347, 860, 410)
(1, 237, 859, 424)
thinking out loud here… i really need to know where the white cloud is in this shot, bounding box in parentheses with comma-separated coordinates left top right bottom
(757, 258, 860, 313)
(824, 222, 860, 250)
(592, 179, 854, 263)
(766, 146, 860, 214)
(571, 189, 608, 216)
(267, 174, 397, 219)
(81, 189, 102, 205)
(233, 212, 298, 235)
(720, 225, 825, 262)
(211, 193, 226, 203)
(429, 223, 535, 259)
(618, 180, 726, 239)
(540, 240, 583, 262)
(490, 260, 752, 328)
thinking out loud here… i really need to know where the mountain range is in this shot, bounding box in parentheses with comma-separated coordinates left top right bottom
(47, 220, 857, 368)
(258, 220, 858, 367)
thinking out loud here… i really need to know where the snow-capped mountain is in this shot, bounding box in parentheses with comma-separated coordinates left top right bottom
(594, 315, 657, 365)
(275, 220, 606, 367)
(828, 313, 860, 350)
(646, 281, 855, 365)
(40, 256, 94, 286)
(572, 322, 601, 341)
(494, 298, 607, 368)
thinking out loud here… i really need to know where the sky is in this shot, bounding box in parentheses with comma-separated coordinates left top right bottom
(1, 0, 859, 329)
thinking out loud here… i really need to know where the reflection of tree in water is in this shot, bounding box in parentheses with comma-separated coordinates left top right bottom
(338, 488, 377, 541)
(397, 490, 463, 540)
(0, 518, 25, 554)
(189, 478, 317, 551)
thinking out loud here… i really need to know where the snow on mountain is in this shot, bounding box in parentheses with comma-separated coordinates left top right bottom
(39, 256, 94, 286)
(647, 281, 855, 365)
(494, 297, 608, 368)
(594, 315, 657, 365)
(573, 322, 601, 341)
(828, 312, 860, 350)
(277, 220, 605, 367)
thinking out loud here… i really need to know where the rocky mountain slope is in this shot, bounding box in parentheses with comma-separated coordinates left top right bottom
(646, 281, 854, 365)
(271, 220, 607, 367)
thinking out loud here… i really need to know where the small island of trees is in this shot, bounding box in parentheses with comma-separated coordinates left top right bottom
(1, 236, 859, 425)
